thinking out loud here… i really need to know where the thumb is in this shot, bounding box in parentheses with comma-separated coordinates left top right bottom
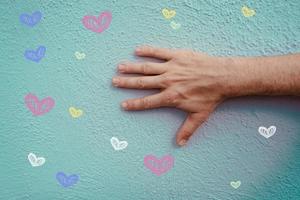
(176, 113, 208, 146)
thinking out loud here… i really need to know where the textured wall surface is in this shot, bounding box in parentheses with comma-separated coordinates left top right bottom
(1, 0, 300, 199)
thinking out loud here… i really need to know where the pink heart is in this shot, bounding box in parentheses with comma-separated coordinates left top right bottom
(24, 93, 55, 116)
(144, 155, 174, 176)
(82, 11, 112, 33)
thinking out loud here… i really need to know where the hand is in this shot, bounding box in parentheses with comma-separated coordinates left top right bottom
(112, 46, 235, 146)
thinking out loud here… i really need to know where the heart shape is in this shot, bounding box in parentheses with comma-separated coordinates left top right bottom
(82, 11, 112, 33)
(230, 180, 241, 189)
(110, 137, 128, 151)
(69, 107, 83, 118)
(162, 8, 176, 19)
(170, 21, 181, 30)
(19, 11, 42, 27)
(56, 172, 79, 188)
(24, 93, 55, 116)
(258, 126, 276, 138)
(241, 6, 255, 17)
(74, 51, 86, 60)
(144, 155, 174, 176)
(28, 153, 45, 167)
(24, 46, 46, 62)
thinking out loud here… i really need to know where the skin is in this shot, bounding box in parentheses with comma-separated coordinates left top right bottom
(112, 46, 300, 146)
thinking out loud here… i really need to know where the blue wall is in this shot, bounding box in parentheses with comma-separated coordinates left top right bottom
(1, 0, 300, 199)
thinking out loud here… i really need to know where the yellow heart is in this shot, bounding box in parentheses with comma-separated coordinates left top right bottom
(162, 8, 176, 19)
(241, 6, 255, 17)
(74, 51, 86, 60)
(69, 107, 83, 118)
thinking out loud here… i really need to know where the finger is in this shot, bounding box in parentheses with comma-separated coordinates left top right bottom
(176, 113, 208, 146)
(112, 76, 163, 89)
(122, 92, 166, 110)
(135, 45, 175, 60)
(118, 62, 166, 75)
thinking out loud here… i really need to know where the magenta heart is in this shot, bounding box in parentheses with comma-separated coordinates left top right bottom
(82, 11, 112, 33)
(144, 155, 174, 176)
(24, 93, 55, 116)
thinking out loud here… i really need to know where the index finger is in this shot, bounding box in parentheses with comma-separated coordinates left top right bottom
(135, 46, 175, 60)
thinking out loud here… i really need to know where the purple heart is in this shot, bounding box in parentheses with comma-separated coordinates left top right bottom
(24, 46, 46, 62)
(19, 11, 42, 27)
(56, 172, 79, 188)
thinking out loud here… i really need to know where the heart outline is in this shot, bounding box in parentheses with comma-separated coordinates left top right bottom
(24, 93, 55, 116)
(69, 107, 83, 118)
(144, 154, 174, 176)
(28, 153, 46, 167)
(74, 51, 86, 60)
(82, 11, 112, 33)
(170, 21, 181, 30)
(258, 125, 276, 138)
(230, 180, 241, 189)
(110, 137, 128, 151)
(19, 11, 42, 27)
(56, 172, 79, 188)
(24, 46, 46, 62)
(162, 8, 176, 19)
(241, 6, 255, 17)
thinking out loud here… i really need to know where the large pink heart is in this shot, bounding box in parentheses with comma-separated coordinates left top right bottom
(24, 93, 55, 116)
(144, 155, 174, 176)
(82, 11, 112, 33)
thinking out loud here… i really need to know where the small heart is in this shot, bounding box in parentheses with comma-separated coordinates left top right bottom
(241, 6, 255, 17)
(144, 155, 174, 176)
(28, 153, 45, 167)
(258, 126, 276, 138)
(230, 180, 241, 189)
(111, 137, 128, 151)
(162, 8, 176, 19)
(170, 21, 181, 30)
(69, 107, 83, 118)
(56, 172, 79, 188)
(82, 11, 112, 33)
(74, 51, 86, 60)
(24, 46, 46, 62)
(24, 93, 55, 116)
(19, 11, 42, 27)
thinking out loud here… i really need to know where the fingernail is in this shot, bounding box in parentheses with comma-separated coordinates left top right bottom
(118, 64, 125, 72)
(112, 78, 120, 86)
(178, 140, 187, 146)
(121, 102, 128, 109)
(135, 47, 142, 53)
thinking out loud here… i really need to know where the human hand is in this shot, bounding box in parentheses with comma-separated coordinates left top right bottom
(112, 46, 235, 146)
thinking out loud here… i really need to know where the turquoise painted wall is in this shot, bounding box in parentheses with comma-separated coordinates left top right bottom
(1, 0, 300, 199)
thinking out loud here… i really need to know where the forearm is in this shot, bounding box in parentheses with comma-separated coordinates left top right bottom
(225, 53, 300, 97)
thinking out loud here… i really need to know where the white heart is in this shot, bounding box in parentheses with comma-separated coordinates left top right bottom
(110, 137, 128, 151)
(258, 126, 276, 139)
(230, 180, 241, 189)
(28, 153, 46, 167)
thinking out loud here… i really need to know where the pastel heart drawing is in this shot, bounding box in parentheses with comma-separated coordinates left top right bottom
(111, 137, 128, 151)
(144, 155, 174, 176)
(69, 107, 83, 118)
(56, 172, 79, 188)
(24, 46, 46, 62)
(74, 51, 86, 60)
(170, 21, 181, 30)
(162, 8, 176, 19)
(230, 180, 241, 189)
(241, 6, 256, 17)
(24, 93, 55, 116)
(82, 11, 112, 33)
(19, 11, 42, 27)
(28, 153, 45, 167)
(258, 125, 276, 138)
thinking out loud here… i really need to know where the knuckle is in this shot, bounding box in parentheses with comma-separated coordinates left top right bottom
(141, 63, 149, 74)
(141, 97, 151, 109)
(137, 78, 145, 89)
(164, 91, 180, 106)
